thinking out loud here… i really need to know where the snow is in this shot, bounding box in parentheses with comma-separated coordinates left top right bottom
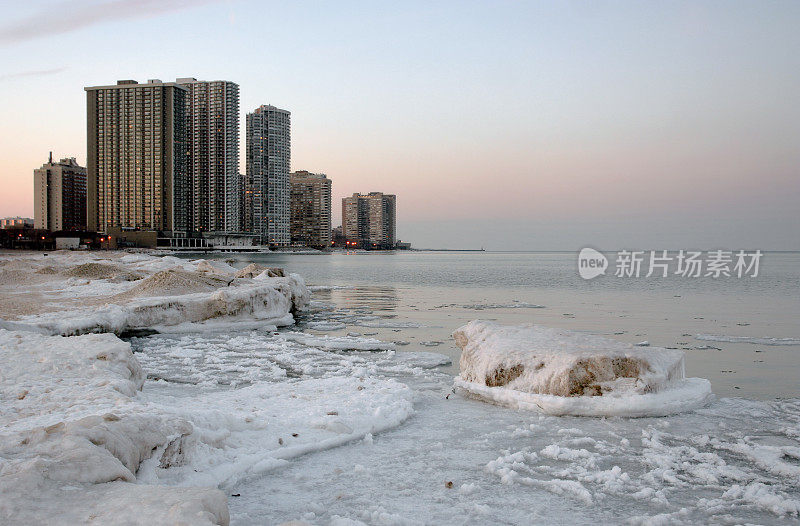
(0, 324, 417, 524)
(0, 328, 228, 525)
(453, 320, 713, 416)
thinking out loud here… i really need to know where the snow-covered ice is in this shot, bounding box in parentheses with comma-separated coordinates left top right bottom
(137, 376, 413, 489)
(0, 328, 229, 525)
(453, 320, 713, 416)
(0, 251, 309, 336)
(0, 301, 418, 524)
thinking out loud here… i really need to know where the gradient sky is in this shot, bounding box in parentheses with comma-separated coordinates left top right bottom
(1, 0, 798, 250)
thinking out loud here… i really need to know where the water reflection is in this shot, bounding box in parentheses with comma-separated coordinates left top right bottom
(329, 286, 399, 312)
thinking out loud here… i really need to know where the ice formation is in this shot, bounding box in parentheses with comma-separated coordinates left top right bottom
(0, 329, 229, 525)
(0, 251, 309, 336)
(0, 303, 415, 524)
(453, 321, 713, 417)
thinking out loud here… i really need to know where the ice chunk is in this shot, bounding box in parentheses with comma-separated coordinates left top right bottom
(191, 259, 237, 275)
(279, 332, 397, 351)
(453, 321, 712, 417)
(306, 321, 348, 331)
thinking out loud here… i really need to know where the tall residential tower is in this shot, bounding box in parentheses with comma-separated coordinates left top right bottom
(176, 78, 240, 233)
(342, 192, 396, 249)
(33, 154, 87, 231)
(85, 79, 188, 234)
(290, 171, 332, 248)
(245, 105, 290, 247)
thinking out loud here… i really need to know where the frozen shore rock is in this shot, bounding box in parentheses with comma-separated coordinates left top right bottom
(453, 321, 713, 417)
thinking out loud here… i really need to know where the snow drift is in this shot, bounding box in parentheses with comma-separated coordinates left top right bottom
(453, 321, 713, 417)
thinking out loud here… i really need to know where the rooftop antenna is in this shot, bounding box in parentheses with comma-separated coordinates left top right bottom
(49, 151, 52, 164)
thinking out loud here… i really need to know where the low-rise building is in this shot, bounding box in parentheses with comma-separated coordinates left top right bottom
(1, 217, 34, 229)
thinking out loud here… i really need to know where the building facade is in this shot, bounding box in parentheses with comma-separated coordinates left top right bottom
(245, 105, 290, 247)
(290, 171, 331, 248)
(33, 154, 87, 231)
(342, 192, 396, 249)
(176, 78, 240, 233)
(85, 79, 188, 234)
(1, 217, 34, 229)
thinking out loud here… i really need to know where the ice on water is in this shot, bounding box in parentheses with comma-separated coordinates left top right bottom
(454, 320, 713, 417)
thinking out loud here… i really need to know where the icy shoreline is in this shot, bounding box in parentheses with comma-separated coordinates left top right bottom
(0, 251, 415, 525)
(3, 251, 799, 524)
(0, 252, 309, 336)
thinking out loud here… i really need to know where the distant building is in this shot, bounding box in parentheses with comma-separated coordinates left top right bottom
(245, 105, 290, 247)
(33, 154, 87, 231)
(1, 217, 34, 229)
(342, 192, 396, 249)
(176, 78, 240, 233)
(237, 173, 247, 234)
(290, 171, 331, 248)
(85, 79, 189, 235)
(331, 225, 346, 247)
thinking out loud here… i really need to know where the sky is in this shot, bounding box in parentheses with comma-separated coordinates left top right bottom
(1, 0, 798, 250)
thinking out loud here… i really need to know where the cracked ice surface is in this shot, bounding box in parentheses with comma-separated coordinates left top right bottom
(230, 381, 800, 525)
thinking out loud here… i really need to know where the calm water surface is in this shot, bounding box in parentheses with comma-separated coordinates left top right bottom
(182, 251, 800, 399)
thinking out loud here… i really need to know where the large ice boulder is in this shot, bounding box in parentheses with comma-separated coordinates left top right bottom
(453, 321, 713, 417)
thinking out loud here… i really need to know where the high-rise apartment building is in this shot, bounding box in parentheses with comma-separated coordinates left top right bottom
(33, 154, 87, 231)
(342, 192, 396, 249)
(290, 171, 331, 248)
(245, 105, 290, 247)
(176, 78, 240, 233)
(85, 79, 188, 234)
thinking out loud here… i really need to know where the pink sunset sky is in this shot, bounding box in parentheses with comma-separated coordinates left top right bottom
(1, 0, 798, 250)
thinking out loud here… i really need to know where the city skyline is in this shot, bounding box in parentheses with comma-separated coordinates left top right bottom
(1, 1, 799, 250)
